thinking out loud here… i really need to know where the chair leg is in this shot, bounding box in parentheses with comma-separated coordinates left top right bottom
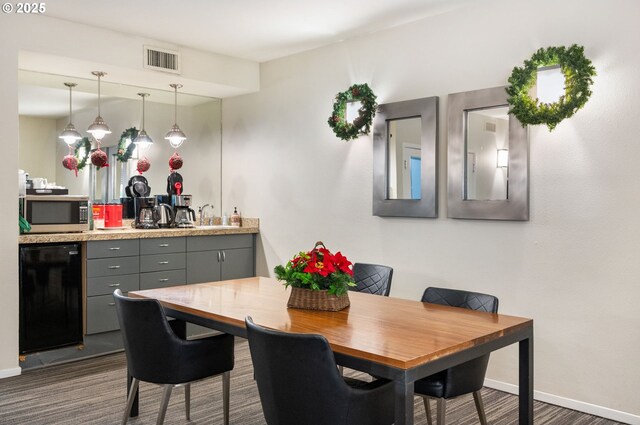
(122, 378, 139, 425)
(473, 390, 488, 425)
(422, 396, 433, 425)
(184, 383, 191, 421)
(436, 398, 446, 425)
(156, 384, 173, 425)
(222, 371, 231, 425)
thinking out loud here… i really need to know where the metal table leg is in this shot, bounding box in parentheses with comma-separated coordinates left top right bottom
(394, 372, 414, 425)
(519, 333, 534, 424)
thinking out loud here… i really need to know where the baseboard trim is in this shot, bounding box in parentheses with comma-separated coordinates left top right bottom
(484, 378, 639, 425)
(0, 367, 21, 379)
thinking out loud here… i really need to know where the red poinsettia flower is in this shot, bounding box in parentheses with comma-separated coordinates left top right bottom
(303, 251, 336, 277)
(332, 251, 353, 276)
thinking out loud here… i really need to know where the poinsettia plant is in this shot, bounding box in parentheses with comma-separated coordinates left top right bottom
(274, 241, 356, 296)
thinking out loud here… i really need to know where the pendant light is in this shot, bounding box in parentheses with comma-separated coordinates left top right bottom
(87, 71, 111, 141)
(165, 83, 186, 149)
(133, 93, 153, 149)
(59, 83, 82, 145)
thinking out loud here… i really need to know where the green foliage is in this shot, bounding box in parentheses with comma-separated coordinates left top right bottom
(116, 128, 139, 162)
(328, 83, 377, 141)
(506, 44, 596, 131)
(74, 137, 91, 171)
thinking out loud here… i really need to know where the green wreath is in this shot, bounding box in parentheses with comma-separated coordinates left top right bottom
(328, 83, 377, 141)
(74, 137, 91, 171)
(506, 45, 596, 131)
(116, 127, 139, 162)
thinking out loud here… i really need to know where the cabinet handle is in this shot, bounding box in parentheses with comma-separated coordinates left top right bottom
(108, 302, 116, 306)
(158, 278, 169, 282)
(159, 243, 169, 247)
(108, 283, 120, 287)
(222, 251, 226, 262)
(158, 261, 169, 265)
(217, 251, 221, 262)
(109, 247, 120, 251)
(108, 265, 121, 269)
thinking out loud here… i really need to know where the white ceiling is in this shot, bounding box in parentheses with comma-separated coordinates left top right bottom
(44, 0, 473, 62)
(23, 0, 474, 117)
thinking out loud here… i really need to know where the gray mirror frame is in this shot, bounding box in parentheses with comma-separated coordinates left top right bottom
(373, 96, 438, 218)
(447, 86, 529, 220)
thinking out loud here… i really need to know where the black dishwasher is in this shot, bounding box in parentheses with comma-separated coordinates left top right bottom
(19, 243, 83, 354)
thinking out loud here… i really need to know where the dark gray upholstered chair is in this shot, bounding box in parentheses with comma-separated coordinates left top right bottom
(113, 289, 234, 425)
(416, 287, 499, 425)
(351, 263, 393, 296)
(245, 316, 395, 425)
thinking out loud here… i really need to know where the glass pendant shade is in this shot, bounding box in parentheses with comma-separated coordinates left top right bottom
(134, 93, 153, 149)
(59, 83, 82, 145)
(87, 71, 111, 141)
(165, 83, 186, 148)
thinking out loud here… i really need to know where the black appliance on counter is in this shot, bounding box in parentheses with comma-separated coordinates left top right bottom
(134, 197, 159, 229)
(19, 243, 82, 354)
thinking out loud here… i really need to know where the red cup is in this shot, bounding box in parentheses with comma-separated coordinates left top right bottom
(104, 204, 123, 228)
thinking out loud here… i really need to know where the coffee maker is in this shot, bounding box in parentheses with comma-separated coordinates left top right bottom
(172, 194, 196, 228)
(135, 197, 159, 229)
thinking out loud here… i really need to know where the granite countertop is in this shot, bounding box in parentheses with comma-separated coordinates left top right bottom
(18, 218, 259, 244)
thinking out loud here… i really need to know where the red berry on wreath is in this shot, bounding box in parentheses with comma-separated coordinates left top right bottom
(169, 152, 183, 171)
(351, 88, 360, 96)
(137, 157, 151, 174)
(91, 148, 109, 168)
(62, 154, 78, 177)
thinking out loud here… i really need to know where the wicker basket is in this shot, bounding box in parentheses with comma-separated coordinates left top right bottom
(287, 287, 350, 311)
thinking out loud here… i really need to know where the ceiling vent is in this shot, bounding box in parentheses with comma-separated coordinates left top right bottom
(143, 45, 181, 74)
(484, 121, 497, 133)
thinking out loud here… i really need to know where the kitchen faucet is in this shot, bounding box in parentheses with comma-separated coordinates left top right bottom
(198, 204, 215, 226)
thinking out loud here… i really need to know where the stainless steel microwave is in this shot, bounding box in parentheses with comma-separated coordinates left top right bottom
(22, 195, 89, 233)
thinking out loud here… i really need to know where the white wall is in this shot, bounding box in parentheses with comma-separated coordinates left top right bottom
(19, 116, 58, 181)
(222, 0, 640, 419)
(0, 13, 257, 379)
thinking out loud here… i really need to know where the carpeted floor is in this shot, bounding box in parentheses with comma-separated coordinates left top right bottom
(0, 340, 625, 424)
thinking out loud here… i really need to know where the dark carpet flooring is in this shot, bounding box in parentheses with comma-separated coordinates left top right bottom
(0, 340, 626, 424)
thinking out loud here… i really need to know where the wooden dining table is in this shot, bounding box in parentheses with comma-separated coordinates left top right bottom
(129, 276, 534, 425)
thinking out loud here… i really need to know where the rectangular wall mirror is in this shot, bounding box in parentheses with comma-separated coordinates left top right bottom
(373, 96, 438, 217)
(447, 86, 529, 220)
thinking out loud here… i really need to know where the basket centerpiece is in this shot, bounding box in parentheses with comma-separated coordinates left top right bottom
(274, 241, 355, 311)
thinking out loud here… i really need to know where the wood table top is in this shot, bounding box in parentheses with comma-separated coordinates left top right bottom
(130, 277, 532, 369)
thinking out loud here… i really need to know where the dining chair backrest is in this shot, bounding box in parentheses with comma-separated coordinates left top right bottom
(419, 287, 498, 400)
(114, 289, 191, 384)
(421, 287, 498, 313)
(246, 317, 360, 425)
(351, 263, 393, 296)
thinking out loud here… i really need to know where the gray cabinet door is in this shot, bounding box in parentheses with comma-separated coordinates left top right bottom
(87, 239, 139, 258)
(87, 273, 139, 297)
(140, 237, 186, 255)
(86, 294, 119, 334)
(139, 269, 186, 290)
(87, 256, 139, 278)
(186, 251, 222, 284)
(140, 253, 186, 273)
(221, 248, 254, 280)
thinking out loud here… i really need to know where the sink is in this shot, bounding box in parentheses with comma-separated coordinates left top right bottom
(196, 225, 237, 229)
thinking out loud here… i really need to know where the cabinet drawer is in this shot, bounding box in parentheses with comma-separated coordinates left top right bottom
(187, 234, 253, 252)
(87, 256, 139, 278)
(86, 294, 119, 334)
(140, 237, 186, 255)
(140, 253, 186, 273)
(140, 269, 186, 290)
(87, 273, 139, 297)
(87, 239, 139, 259)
